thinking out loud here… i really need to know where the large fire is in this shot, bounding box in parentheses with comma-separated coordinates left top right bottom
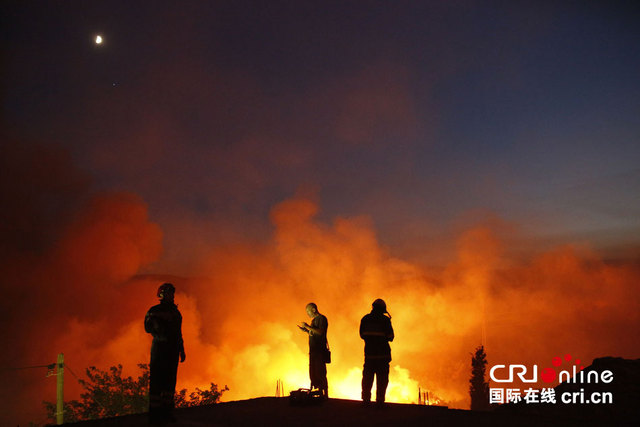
(2, 192, 639, 425)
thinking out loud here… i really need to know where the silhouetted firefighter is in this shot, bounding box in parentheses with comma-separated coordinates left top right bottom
(360, 299, 394, 407)
(298, 302, 329, 399)
(145, 283, 186, 424)
(469, 345, 490, 410)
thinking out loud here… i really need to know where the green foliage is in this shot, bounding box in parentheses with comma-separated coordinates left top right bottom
(175, 383, 230, 408)
(44, 363, 149, 423)
(469, 345, 490, 411)
(43, 364, 227, 423)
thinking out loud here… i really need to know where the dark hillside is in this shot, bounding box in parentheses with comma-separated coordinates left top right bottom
(62, 396, 611, 427)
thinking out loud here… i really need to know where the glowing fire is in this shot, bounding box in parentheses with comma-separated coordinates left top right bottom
(5, 194, 640, 425)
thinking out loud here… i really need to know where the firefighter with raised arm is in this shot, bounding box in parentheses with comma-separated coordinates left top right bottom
(145, 283, 186, 424)
(360, 298, 394, 407)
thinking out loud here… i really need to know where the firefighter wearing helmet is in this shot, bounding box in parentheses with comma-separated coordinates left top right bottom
(144, 283, 186, 424)
(359, 298, 394, 407)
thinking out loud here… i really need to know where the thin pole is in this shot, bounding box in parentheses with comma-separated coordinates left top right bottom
(56, 353, 64, 425)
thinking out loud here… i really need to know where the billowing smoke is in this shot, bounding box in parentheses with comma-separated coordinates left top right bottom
(1, 192, 637, 422)
(2, 143, 639, 426)
(4, 3, 639, 427)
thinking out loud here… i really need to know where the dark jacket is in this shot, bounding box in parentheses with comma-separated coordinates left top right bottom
(309, 314, 328, 355)
(145, 301, 184, 353)
(359, 309, 394, 361)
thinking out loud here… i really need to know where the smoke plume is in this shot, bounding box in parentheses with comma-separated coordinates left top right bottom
(1, 142, 639, 426)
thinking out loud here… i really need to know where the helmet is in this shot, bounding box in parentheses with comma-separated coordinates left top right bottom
(372, 298, 387, 311)
(157, 283, 175, 299)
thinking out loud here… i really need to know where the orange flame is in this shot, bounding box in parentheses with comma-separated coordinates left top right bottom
(3, 194, 640, 425)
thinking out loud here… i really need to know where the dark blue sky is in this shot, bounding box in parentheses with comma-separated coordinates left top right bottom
(3, 1, 639, 269)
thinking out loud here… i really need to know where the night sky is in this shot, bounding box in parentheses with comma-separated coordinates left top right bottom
(2, 1, 640, 424)
(5, 1, 639, 269)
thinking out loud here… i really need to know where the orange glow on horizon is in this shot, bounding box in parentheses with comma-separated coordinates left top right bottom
(6, 194, 640, 425)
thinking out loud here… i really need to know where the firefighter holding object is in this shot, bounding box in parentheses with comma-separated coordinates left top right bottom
(360, 298, 394, 406)
(298, 302, 329, 399)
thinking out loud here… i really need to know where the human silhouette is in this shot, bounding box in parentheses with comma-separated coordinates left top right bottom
(145, 283, 186, 424)
(360, 298, 394, 407)
(298, 302, 329, 399)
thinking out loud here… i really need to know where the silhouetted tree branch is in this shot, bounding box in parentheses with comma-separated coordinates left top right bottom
(470, 345, 490, 411)
(43, 364, 227, 423)
(175, 383, 229, 408)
